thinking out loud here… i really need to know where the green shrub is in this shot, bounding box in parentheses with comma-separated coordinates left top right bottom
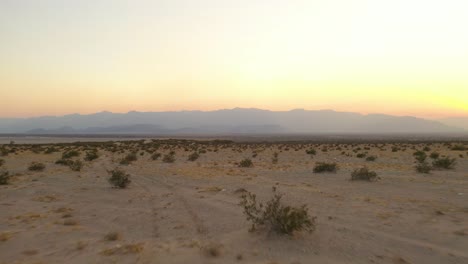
(188, 152, 200, 161)
(413, 151, 427, 163)
(429, 152, 440, 159)
(351, 167, 377, 181)
(313, 162, 337, 173)
(432, 157, 456, 169)
(62, 150, 80, 159)
(84, 150, 99, 161)
(239, 187, 316, 235)
(0, 171, 10, 185)
(239, 158, 253, 168)
(120, 152, 137, 165)
(28, 162, 45, 171)
(108, 168, 131, 188)
(415, 162, 432, 173)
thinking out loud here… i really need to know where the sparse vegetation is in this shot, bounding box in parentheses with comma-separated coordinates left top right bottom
(272, 152, 279, 164)
(69, 160, 83, 171)
(120, 152, 137, 165)
(162, 152, 176, 163)
(239, 187, 316, 235)
(351, 167, 377, 181)
(306, 149, 316, 156)
(429, 152, 440, 159)
(0, 159, 4, 167)
(313, 162, 337, 173)
(188, 152, 200, 161)
(432, 157, 456, 170)
(108, 168, 131, 188)
(62, 150, 80, 159)
(0, 171, 10, 185)
(84, 150, 99, 161)
(415, 162, 432, 174)
(151, 152, 162, 160)
(28, 162, 45, 171)
(365, 156, 377, 161)
(239, 158, 253, 168)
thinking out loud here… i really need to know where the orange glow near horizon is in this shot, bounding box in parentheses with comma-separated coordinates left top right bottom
(0, 0, 467, 120)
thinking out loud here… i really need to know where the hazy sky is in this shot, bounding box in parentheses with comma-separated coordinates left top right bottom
(1, 0, 467, 118)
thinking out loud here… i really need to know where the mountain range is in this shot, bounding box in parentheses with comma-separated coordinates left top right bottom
(0, 108, 466, 135)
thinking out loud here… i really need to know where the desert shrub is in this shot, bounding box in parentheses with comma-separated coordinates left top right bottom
(0, 159, 4, 167)
(55, 158, 73, 166)
(305, 149, 316, 156)
(108, 168, 131, 188)
(62, 150, 80, 159)
(151, 152, 162, 160)
(28, 162, 45, 171)
(84, 150, 99, 161)
(450, 144, 467, 151)
(391, 147, 399, 152)
(313, 162, 337, 173)
(429, 152, 440, 159)
(351, 167, 377, 181)
(423, 146, 431, 151)
(272, 152, 279, 164)
(365, 156, 377, 161)
(239, 158, 253, 168)
(356, 153, 366, 158)
(0, 171, 10, 185)
(44, 147, 58, 154)
(413, 151, 427, 163)
(415, 162, 432, 173)
(162, 153, 175, 163)
(432, 157, 456, 169)
(120, 152, 137, 165)
(69, 160, 83, 171)
(188, 152, 200, 161)
(239, 187, 316, 235)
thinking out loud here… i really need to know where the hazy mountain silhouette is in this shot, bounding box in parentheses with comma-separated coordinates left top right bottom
(0, 108, 464, 134)
(438, 117, 468, 130)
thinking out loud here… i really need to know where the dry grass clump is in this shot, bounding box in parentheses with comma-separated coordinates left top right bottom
(62, 150, 80, 159)
(365, 156, 377, 161)
(104, 232, 121, 241)
(0, 170, 11, 185)
(188, 152, 200, 161)
(415, 162, 432, 174)
(69, 160, 84, 171)
(239, 187, 316, 235)
(84, 150, 99, 161)
(432, 157, 456, 170)
(28, 162, 45, 171)
(100, 243, 144, 256)
(0, 159, 4, 167)
(351, 167, 377, 181)
(272, 152, 279, 164)
(239, 158, 253, 168)
(313, 162, 337, 173)
(162, 152, 176, 163)
(151, 152, 162, 160)
(120, 152, 137, 165)
(108, 168, 131, 188)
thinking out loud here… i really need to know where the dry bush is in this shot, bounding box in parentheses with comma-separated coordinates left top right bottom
(0, 171, 10, 185)
(313, 162, 337, 173)
(188, 152, 200, 161)
(151, 152, 162, 160)
(365, 156, 377, 161)
(0, 159, 4, 167)
(432, 157, 456, 170)
(162, 152, 176, 163)
(239, 158, 253, 168)
(415, 162, 432, 174)
(84, 150, 99, 161)
(108, 168, 131, 188)
(69, 160, 83, 171)
(120, 152, 137, 165)
(28, 162, 45, 171)
(239, 187, 316, 235)
(351, 167, 377, 181)
(62, 150, 80, 159)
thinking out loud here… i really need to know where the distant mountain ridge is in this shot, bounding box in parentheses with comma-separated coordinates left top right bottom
(0, 108, 465, 134)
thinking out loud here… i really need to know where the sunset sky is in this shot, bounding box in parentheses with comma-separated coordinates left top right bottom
(1, 0, 467, 119)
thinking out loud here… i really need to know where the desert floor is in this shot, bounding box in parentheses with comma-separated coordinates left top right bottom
(0, 140, 467, 264)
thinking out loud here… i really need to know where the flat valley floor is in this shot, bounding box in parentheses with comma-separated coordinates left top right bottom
(0, 140, 467, 264)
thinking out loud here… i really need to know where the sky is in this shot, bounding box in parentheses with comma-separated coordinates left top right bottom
(0, 0, 467, 119)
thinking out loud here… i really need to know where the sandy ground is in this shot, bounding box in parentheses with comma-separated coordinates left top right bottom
(0, 140, 467, 264)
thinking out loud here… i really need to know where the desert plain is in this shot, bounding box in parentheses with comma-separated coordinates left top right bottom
(0, 138, 467, 264)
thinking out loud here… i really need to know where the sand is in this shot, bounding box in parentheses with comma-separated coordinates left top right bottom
(0, 140, 467, 263)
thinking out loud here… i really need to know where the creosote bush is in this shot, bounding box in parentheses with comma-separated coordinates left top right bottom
(351, 167, 377, 181)
(365, 156, 377, 162)
(62, 150, 80, 159)
(162, 152, 176, 163)
(108, 168, 131, 188)
(0, 171, 10, 185)
(120, 152, 137, 165)
(430, 152, 440, 159)
(188, 152, 200, 161)
(313, 162, 337, 173)
(69, 160, 84, 171)
(239, 158, 253, 168)
(28, 162, 45, 172)
(432, 157, 456, 170)
(305, 149, 316, 156)
(151, 152, 162, 160)
(84, 150, 99, 161)
(239, 187, 316, 235)
(415, 162, 432, 174)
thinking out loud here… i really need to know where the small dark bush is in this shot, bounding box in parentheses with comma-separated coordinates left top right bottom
(84, 150, 99, 161)
(69, 160, 83, 171)
(365, 156, 377, 161)
(351, 167, 377, 181)
(151, 152, 161, 160)
(162, 153, 175, 163)
(188, 152, 200, 161)
(432, 157, 456, 169)
(28, 162, 45, 171)
(0, 159, 4, 167)
(305, 149, 316, 156)
(450, 144, 467, 151)
(0, 170, 10, 185)
(239, 187, 316, 235)
(239, 159, 253, 168)
(423, 146, 431, 151)
(415, 162, 432, 173)
(120, 152, 137, 165)
(313, 162, 337, 173)
(429, 152, 440, 159)
(62, 150, 80, 159)
(272, 152, 279, 164)
(55, 159, 73, 166)
(44, 147, 59, 154)
(356, 153, 366, 158)
(108, 168, 131, 188)
(413, 151, 427, 163)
